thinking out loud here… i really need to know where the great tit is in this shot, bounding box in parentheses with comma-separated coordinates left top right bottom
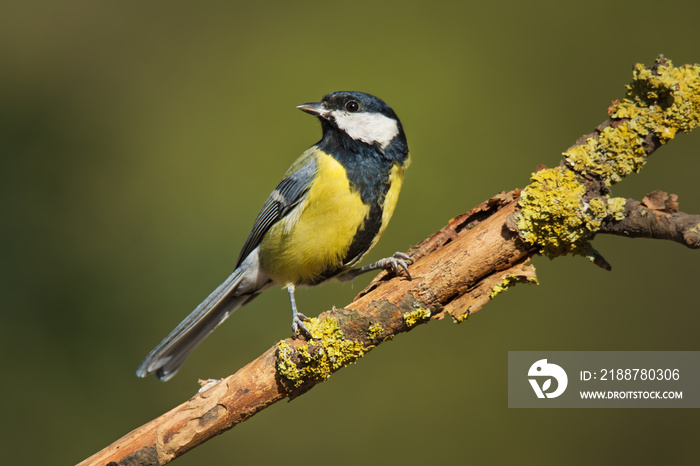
(136, 91, 411, 381)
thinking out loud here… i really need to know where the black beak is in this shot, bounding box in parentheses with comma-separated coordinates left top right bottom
(296, 101, 327, 117)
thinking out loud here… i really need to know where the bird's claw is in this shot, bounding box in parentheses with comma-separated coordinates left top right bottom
(292, 312, 312, 339)
(382, 251, 413, 280)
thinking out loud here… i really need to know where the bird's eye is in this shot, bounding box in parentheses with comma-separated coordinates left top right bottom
(345, 101, 359, 112)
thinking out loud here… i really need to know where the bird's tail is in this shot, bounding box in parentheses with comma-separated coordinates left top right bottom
(136, 268, 257, 381)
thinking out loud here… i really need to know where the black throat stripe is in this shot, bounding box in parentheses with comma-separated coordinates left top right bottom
(316, 135, 395, 279)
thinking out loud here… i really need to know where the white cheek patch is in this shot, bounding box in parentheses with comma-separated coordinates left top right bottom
(330, 110, 399, 149)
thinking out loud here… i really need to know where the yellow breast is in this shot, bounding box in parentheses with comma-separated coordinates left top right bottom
(259, 151, 370, 285)
(376, 162, 404, 247)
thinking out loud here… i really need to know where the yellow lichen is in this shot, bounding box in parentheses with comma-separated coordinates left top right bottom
(403, 308, 431, 327)
(519, 57, 700, 258)
(367, 323, 383, 340)
(621, 59, 700, 136)
(565, 124, 647, 185)
(516, 167, 588, 257)
(585, 197, 606, 231)
(689, 224, 700, 242)
(607, 197, 627, 221)
(517, 168, 628, 258)
(276, 317, 368, 388)
(568, 57, 700, 186)
(277, 341, 302, 384)
(489, 273, 539, 299)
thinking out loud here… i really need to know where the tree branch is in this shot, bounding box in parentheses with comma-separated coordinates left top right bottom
(79, 55, 700, 466)
(599, 192, 700, 248)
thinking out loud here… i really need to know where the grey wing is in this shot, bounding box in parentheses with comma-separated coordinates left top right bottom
(235, 153, 317, 267)
(136, 152, 318, 381)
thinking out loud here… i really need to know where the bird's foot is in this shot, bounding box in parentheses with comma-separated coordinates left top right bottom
(378, 251, 413, 280)
(292, 312, 312, 339)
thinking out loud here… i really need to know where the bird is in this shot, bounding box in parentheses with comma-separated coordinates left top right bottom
(136, 91, 411, 381)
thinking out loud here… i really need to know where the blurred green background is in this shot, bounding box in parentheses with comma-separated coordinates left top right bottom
(2, 1, 698, 465)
